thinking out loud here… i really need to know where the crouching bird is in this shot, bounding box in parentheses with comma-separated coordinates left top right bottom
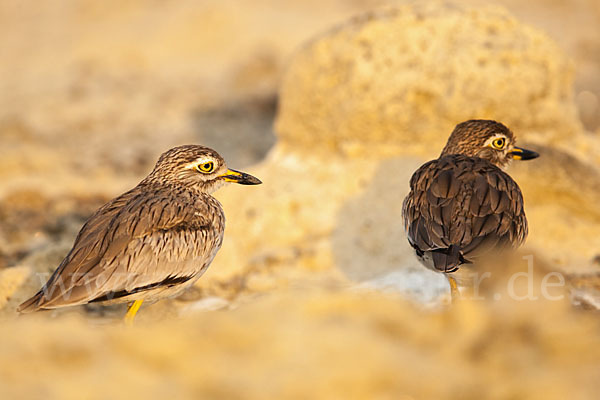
(18, 145, 261, 322)
(402, 120, 539, 300)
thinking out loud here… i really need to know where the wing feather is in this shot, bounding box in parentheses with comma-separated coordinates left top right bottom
(402, 154, 528, 272)
(18, 185, 222, 311)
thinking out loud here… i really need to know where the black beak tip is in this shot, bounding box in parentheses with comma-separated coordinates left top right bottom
(240, 175, 262, 185)
(225, 169, 262, 185)
(511, 147, 540, 161)
(521, 149, 540, 160)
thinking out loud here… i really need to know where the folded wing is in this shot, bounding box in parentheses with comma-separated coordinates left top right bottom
(18, 187, 222, 312)
(402, 154, 527, 272)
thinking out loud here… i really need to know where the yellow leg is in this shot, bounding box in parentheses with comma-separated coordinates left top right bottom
(447, 275, 460, 303)
(124, 300, 143, 324)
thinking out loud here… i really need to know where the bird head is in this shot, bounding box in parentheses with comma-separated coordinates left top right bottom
(147, 145, 261, 193)
(440, 120, 539, 168)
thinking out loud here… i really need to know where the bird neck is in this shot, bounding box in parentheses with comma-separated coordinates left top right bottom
(439, 150, 509, 170)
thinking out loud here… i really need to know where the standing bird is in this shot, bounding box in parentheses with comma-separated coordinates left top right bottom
(18, 145, 261, 322)
(402, 120, 539, 299)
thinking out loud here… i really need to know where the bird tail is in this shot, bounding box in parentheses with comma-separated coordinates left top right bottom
(431, 245, 471, 273)
(16, 291, 44, 313)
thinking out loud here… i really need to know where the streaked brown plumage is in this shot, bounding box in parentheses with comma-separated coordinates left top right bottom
(402, 120, 538, 291)
(18, 145, 261, 318)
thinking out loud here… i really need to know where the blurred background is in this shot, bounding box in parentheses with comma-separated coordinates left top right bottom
(1, 0, 600, 399)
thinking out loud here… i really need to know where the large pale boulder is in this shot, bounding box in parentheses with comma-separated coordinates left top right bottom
(276, 2, 581, 158)
(206, 2, 600, 300)
(509, 147, 600, 271)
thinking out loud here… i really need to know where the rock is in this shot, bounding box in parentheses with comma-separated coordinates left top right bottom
(206, 148, 380, 283)
(510, 145, 600, 271)
(207, 3, 600, 298)
(179, 297, 230, 315)
(276, 2, 582, 158)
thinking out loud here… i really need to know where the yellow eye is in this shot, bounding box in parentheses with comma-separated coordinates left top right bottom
(197, 162, 215, 173)
(491, 137, 506, 150)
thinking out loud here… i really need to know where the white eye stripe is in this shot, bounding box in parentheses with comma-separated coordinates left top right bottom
(183, 157, 218, 170)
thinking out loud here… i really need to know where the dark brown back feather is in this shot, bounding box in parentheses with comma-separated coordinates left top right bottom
(402, 154, 527, 272)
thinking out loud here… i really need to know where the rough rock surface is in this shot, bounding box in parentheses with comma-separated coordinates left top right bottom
(212, 2, 600, 296)
(276, 2, 582, 157)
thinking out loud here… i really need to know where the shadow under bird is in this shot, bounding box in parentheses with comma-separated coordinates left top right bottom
(18, 145, 261, 322)
(402, 120, 539, 298)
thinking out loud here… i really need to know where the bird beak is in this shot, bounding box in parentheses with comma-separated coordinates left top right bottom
(220, 169, 262, 185)
(508, 146, 539, 161)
